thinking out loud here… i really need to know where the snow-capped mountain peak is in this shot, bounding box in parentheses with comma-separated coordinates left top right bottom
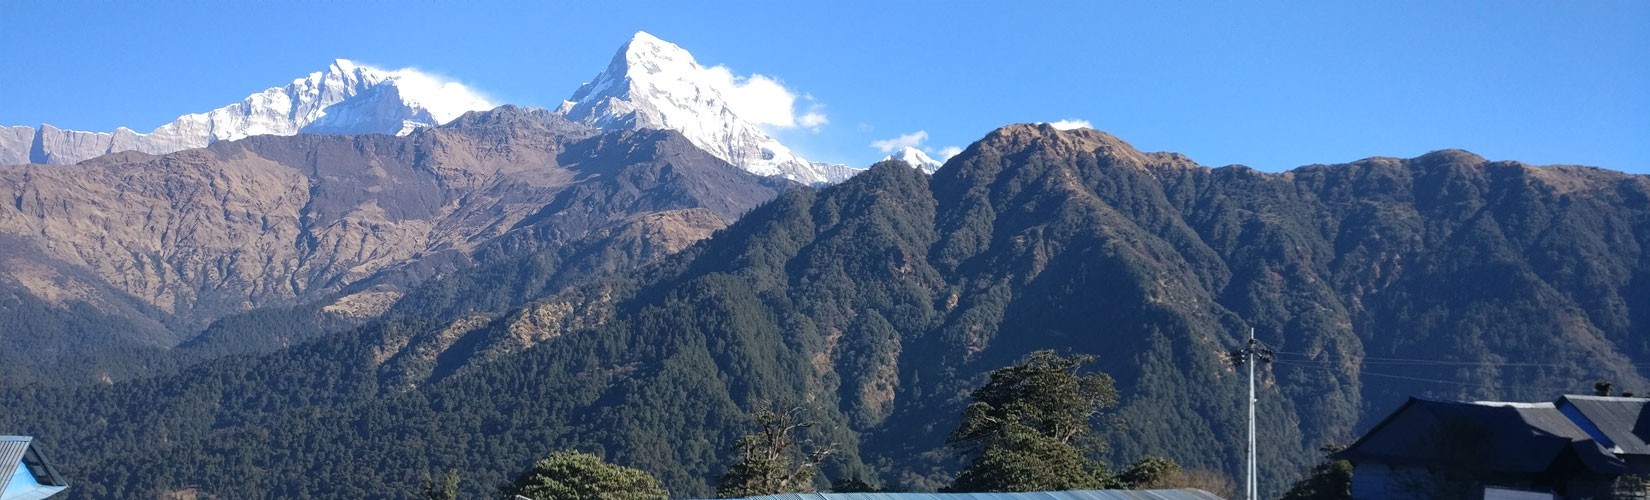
(188, 58, 493, 139)
(620, 31, 697, 74)
(330, 57, 362, 73)
(2, 60, 494, 165)
(884, 146, 943, 173)
(557, 31, 858, 185)
(5, 34, 857, 185)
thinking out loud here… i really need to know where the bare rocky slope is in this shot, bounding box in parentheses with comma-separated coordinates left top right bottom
(0, 105, 791, 384)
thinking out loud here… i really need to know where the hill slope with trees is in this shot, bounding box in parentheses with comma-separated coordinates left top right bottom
(5, 123, 1649, 498)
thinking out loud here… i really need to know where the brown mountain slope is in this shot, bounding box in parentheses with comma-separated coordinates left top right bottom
(0, 105, 790, 383)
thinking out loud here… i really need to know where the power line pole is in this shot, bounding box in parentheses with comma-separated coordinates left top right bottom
(1231, 327, 1273, 500)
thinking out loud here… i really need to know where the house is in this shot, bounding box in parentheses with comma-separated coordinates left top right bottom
(0, 436, 67, 500)
(1336, 397, 1650, 500)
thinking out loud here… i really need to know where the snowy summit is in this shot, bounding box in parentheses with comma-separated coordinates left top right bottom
(3, 33, 863, 185)
(883, 146, 944, 174)
(0, 59, 493, 165)
(557, 32, 857, 184)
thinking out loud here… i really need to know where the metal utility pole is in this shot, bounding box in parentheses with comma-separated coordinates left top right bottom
(1230, 327, 1273, 500)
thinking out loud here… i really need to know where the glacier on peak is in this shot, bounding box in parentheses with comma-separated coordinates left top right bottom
(557, 31, 859, 185)
(883, 146, 944, 174)
(1, 59, 493, 165)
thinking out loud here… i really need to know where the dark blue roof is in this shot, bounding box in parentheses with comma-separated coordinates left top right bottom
(727, 490, 1224, 500)
(1557, 395, 1650, 455)
(1334, 398, 1626, 475)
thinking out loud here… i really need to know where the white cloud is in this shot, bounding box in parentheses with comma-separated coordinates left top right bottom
(697, 66, 826, 131)
(937, 146, 964, 160)
(379, 66, 495, 123)
(798, 101, 828, 131)
(871, 130, 929, 153)
(1045, 119, 1092, 131)
(799, 112, 828, 129)
(702, 67, 796, 127)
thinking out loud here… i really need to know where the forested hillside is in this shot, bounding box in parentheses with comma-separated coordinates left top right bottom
(5, 123, 1648, 498)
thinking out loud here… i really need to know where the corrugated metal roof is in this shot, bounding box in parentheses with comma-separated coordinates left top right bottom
(1558, 396, 1650, 455)
(0, 436, 31, 494)
(727, 490, 1224, 500)
(1334, 398, 1626, 474)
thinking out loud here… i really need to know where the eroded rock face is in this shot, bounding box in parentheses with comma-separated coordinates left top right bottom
(0, 106, 791, 338)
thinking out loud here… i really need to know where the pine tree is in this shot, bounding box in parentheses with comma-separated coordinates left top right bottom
(945, 350, 1119, 492)
(504, 451, 667, 500)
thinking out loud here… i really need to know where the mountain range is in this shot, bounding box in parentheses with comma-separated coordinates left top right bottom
(0, 32, 844, 383)
(1, 31, 1646, 500)
(0, 59, 494, 166)
(2, 32, 855, 184)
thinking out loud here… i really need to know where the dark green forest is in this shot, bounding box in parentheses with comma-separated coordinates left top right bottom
(5, 123, 1650, 498)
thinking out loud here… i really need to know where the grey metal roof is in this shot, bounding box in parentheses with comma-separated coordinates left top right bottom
(729, 490, 1225, 500)
(0, 436, 31, 494)
(1557, 395, 1650, 455)
(1334, 398, 1627, 475)
(1, 435, 68, 500)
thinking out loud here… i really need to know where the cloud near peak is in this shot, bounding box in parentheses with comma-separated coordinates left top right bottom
(871, 130, 929, 153)
(700, 65, 827, 131)
(1045, 119, 1092, 131)
(871, 130, 962, 161)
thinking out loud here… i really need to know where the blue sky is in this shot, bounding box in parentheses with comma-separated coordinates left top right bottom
(3, 1, 1646, 172)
